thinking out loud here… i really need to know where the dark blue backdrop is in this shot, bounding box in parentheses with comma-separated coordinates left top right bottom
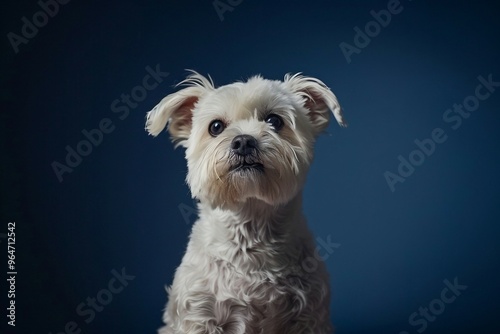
(1, 1, 499, 333)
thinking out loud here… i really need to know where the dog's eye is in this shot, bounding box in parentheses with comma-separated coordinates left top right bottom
(265, 114, 284, 131)
(208, 120, 225, 136)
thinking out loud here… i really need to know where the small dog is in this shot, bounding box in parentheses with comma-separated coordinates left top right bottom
(146, 71, 346, 334)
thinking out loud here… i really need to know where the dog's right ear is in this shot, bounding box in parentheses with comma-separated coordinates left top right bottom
(145, 71, 214, 147)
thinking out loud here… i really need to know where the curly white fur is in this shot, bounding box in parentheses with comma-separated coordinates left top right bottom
(146, 71, 346, 334)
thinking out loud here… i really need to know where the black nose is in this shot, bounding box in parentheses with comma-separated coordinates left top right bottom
(231, 135, 258, 156)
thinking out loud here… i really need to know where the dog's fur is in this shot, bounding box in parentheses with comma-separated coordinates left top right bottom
(146, 71, 346, 334)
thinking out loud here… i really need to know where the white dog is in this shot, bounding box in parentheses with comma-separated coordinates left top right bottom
(146, 71, 346, 334)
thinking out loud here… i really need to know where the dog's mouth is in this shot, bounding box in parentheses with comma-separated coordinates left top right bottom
(229, 160, 264, 173)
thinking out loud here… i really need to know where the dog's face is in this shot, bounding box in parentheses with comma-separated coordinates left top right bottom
(146, 72, 346, 209)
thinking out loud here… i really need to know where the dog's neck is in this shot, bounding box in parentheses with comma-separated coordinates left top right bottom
(194, 193, 311, 275)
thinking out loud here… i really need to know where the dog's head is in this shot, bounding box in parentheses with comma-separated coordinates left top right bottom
(146, 71, 346, 209)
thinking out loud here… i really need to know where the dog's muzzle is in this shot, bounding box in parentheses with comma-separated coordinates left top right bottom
(229, 135, 264, 173)
(231, 135, 257, 156)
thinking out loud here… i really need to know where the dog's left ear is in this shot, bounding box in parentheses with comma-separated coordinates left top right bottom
(145, 71, 214, 147)
(284, 73, 347, 135)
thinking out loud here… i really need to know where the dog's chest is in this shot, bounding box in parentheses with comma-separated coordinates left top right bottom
(188, 212, 325, 332)
(214, 263, 308, 333)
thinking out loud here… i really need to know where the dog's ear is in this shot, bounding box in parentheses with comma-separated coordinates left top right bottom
(145, 71, 214, 147)
(284, 73, 347, 135)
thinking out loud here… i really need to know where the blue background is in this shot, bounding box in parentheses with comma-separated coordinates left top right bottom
(1, 0, 499, 333)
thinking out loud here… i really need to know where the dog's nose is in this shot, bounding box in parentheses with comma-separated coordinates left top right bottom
(231, 135, 258, 156)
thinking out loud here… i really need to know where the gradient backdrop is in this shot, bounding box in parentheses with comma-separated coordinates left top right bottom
(1, 1, 499, 333)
